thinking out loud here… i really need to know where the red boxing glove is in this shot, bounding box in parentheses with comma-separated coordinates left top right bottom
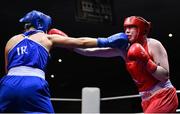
(127, 43, 157, 73)
(128, 43, 149, 62)
(48, 28, 68, 37)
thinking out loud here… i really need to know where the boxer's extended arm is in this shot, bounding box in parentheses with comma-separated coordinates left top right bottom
(48, 34, 98, 48)
(47, 28, 97, 48)
(47, 29, 128, 49)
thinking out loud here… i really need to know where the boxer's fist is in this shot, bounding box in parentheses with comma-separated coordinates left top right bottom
(48, 28, 68, 37)
(127, 43, 157, 73)
(97, 32, 128, 49)
(127, 43, 149, 62)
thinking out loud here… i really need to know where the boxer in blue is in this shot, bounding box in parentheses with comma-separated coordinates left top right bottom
(0, 10, 128, 113)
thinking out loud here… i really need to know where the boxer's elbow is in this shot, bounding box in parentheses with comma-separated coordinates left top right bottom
(153, 66, 170, 82)
(161, 71, 169, 82)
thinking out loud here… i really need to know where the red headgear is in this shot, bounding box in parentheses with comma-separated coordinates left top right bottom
(124, 16, 151, 43)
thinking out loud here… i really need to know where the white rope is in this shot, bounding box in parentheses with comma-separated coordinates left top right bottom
(50, 94, 141, 102)
(176, 90, 180, 93)
(50, 98, 81, 101)
(176, 109, 180, 112)
(101, 94, 141, 101)
(50, 94, 141, 101)
(50, 89, 180, 101)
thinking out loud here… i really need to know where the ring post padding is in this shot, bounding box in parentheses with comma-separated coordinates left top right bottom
(81, 87, 100, 113)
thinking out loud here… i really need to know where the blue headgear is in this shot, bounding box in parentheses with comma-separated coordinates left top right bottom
(19, 10, 52, 32)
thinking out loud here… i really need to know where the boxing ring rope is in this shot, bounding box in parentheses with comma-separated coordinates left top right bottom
(50, 94, 141, 101)
(51, 98, 81, 101)
(50, 88, 180, 113)
(51, 90, 180, 101)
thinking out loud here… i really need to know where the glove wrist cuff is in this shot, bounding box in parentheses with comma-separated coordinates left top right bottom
(146, 59, 157, 73)
(97, 38, 108, 47)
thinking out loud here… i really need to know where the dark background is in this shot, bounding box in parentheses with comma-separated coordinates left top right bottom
(0, 0, 179, 113)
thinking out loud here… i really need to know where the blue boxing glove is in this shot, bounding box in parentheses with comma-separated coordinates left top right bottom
(97, 32, 128, 49)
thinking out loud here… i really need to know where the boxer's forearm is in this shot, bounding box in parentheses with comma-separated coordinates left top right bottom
(152, 65, 169, 82)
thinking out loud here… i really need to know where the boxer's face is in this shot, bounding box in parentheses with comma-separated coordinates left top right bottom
(125, 26, 138, 43)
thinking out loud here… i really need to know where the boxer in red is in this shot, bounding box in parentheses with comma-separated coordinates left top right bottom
(74, 16, 179, 113)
